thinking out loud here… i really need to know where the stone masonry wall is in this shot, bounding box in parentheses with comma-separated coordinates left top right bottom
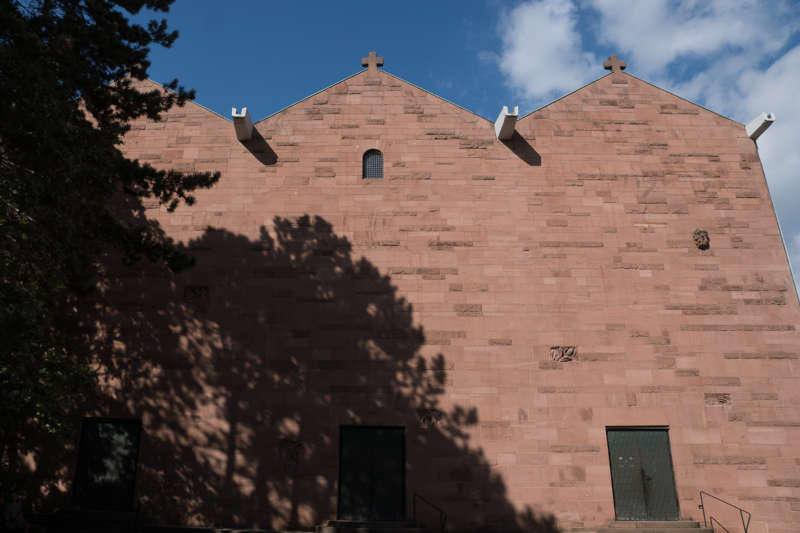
(113, 69, 800, 532)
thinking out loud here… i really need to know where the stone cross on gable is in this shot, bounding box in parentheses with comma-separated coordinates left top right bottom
(361, 51, 384, 73)
(603, 54, 626, 74)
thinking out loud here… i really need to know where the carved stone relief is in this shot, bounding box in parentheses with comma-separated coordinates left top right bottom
(550, 346, 578, 362)
(693, 229, 710, 250)
(417, 407, 444, 427)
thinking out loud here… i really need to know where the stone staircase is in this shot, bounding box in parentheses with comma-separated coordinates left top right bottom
(318, 520, 427, 533)
(598, 520, 714, 533)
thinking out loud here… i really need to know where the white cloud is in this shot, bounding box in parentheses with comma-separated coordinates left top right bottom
(493, 0, 800, 299)
(590, 0, 796, 78)
(497, 0, 597, 104)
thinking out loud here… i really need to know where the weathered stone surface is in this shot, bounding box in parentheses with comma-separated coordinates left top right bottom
(453, 303, 482, 316)
(704, 392, 732, 405)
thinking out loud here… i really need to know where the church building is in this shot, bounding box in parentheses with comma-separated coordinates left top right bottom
(66, 52, 799, 533)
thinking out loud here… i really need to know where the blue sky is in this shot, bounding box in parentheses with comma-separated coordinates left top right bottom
(137, 0, 800, 296)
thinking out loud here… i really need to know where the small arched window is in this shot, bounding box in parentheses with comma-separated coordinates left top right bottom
(362, 149, 383, 179)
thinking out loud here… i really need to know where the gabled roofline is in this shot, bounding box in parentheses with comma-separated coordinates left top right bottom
(255, 69, 492, 124)
(519, 72, 742, 126)
(517, 75, 604, 120)
(382, 71, 492, 123)
(146, 70, 742, 128)
(623, 72, 742, 126)
(143, 78, 232, 122)
(255, 70, 363, 124)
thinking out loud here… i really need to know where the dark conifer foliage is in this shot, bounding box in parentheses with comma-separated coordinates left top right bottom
(0, 0, 219, 496)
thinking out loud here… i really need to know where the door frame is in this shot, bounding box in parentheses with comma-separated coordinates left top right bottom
(337, 425, 406, 521)
(605, 426, 681, 521)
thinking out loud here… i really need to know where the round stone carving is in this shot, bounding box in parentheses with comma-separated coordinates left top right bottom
(693, 229, 710, 250)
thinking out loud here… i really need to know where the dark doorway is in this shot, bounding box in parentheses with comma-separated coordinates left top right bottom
(72, 418, 142, 511)
(607, 427, 680, 521)
(338, 426, 405, 521)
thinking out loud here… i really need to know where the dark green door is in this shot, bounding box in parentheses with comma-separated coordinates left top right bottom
(338, 426, 405, 521)
(72, 418, 141, 511)
(607, 428, 680, 521)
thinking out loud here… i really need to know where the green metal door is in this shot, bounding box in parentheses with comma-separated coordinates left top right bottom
(607, 428, 680, 521)
(338, 426, 405, 521)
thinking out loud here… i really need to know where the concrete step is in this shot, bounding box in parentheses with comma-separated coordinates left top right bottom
(320, 521, 427, 533)
(603, 521, 704, 528)
(321, 528, 426, 533)
(326, 521, 417, 528)
(598, 520, 712, 533)
(317, 525, 430, 533)
(598, 530, 713, 533)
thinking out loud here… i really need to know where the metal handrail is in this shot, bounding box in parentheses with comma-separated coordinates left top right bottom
(413, 492, 447, 533)
(699, 490, 751, 533)
(710, 517, 731, 533)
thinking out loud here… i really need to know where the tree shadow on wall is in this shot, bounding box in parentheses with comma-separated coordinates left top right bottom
(33, 213, 563, 533)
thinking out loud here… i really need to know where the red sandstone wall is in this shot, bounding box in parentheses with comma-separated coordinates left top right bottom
(109, 70, 800, 532)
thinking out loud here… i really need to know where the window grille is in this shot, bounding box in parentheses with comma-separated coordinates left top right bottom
(363, 149, 383, 179)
